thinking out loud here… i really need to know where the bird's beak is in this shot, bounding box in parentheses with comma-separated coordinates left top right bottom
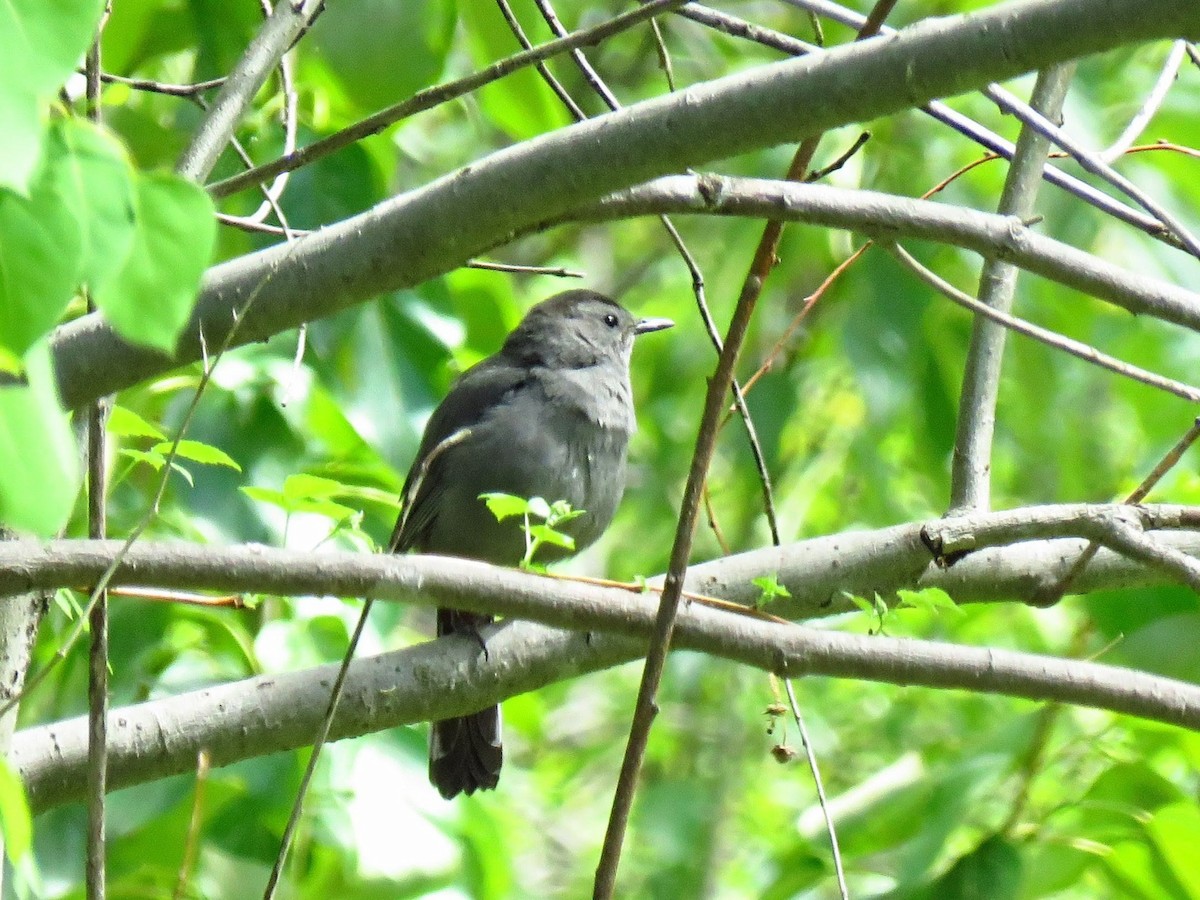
(635, 317, 674, 335)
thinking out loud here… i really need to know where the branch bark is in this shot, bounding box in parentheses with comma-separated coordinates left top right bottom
(4, 503, 1200, 619)
(49, 0, 1200, 408)
(15, 595, 1200, 814)
(8, 502, 1200, 809)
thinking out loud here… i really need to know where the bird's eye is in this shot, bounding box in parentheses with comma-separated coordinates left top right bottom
(603, 313, 619, 328)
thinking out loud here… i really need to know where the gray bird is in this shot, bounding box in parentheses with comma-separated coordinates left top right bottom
(389, 289, 672, 799)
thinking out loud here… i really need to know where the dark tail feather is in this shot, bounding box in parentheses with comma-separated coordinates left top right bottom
(428, 609, 503, 799)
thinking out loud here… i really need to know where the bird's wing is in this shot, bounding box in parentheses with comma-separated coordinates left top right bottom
(389, 357, 533, 553)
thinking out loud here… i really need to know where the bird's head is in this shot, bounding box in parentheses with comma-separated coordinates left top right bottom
(504, 289, 673, 370)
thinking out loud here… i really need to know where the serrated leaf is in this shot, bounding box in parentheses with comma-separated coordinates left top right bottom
(119, 447, 167, 471)
(119, 448, 194, 486)
(152, 439, 240, 471)
(526, 496, 552, 520)
(243, 484, 358, 520)
(94, 172, 215, 352)
(107, 405, 166, 440)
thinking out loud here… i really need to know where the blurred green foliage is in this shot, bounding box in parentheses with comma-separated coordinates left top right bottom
(6, 1, 1200, 898)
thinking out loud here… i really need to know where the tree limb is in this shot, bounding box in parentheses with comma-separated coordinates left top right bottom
(50, 0, 1200, 408)
(14, 597, 1200, 813)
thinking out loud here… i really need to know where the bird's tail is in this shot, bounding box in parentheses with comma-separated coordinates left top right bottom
(428, 609, 503, 799)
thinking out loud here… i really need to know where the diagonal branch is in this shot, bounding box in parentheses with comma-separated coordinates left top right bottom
(50, 0, 1200, 409)
(176, 0, 322, 181)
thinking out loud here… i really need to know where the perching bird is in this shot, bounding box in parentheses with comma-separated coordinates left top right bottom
(389, 289, 673, 799)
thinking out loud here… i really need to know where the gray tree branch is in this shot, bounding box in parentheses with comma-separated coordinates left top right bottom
(50, 0, 1200, 408)
(7, 501, 1200, 812)
(583, 177, 1200, 332)
(949, 65, 1075, 512)
(176, 0, 322, 181)
(14, 581, 1200, 813)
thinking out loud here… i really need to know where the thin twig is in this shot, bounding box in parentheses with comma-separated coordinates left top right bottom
(806, 131, 871, 182)
(595, 2, 900, 892)
(85, 17, 110, 898)
(466, 260, 585, 277)
(1100, 41, 1188, 163)
(85, 71, 225, 97)
(215, 213, 310, 236)
(108, 586, 246, 607)
(531, 0, 781, 544)
(172, 750, 210, 900)
(674, 4, 817, 56)
(1032, 417, 1200, 606)
(648, 18, 676, 90)
(884, 243, 1200, 404)
(209, 0, 689, 198)
(782, 679, 848, 900)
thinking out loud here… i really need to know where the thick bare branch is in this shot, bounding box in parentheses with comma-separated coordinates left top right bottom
(14, 596, 1200, 813)
(51, 0, 1200, 409)
(585, 177, 1200, 332)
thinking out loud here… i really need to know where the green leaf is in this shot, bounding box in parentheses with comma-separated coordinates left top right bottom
(547, 501, 585, 525)
(924, 835, 1022, 900)
(1147, 801, 1200, 897)
(151, 439, 240, 471)
(241, 485, 358, 520)
(0, 0, 107, 190)
(526, 524, 575, 551)
(40, 119, 137, 296)
(0, 756, 32, 861)
(752, 574, 792, 607)
(241, 486, 289, 508)
(0, 184, 81, 355)
(845, 593, 876, 616)
(897, 587, 962, 616)
(480, 492, 530, 521)
(118, 448, 194, 486)
(118, 447, 167, 471)
(283, 473, 344, 498)
(107, 405, 166, 440)
(0, 341, 80, 534)
(526, 496, 552, 520)
(93, 172, 215, 352)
